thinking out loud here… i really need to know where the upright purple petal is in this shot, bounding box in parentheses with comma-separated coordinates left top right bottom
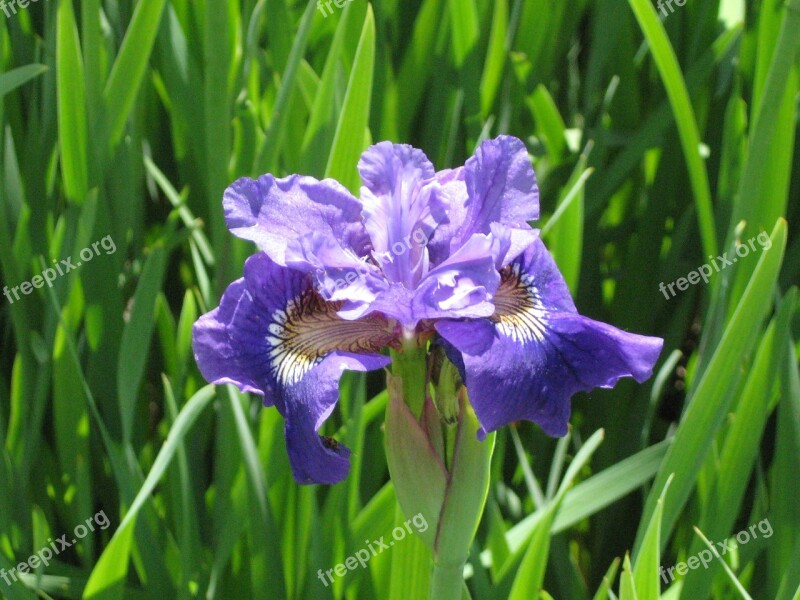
(192, 253, 393, 484)
(463, 135, 540, 231)
(223, 174, 370, 267)
(427, 168, 468, 265)
(428, 136, 540, 267)
(358, 143, 447, 287)
(436, 239, 663, 438)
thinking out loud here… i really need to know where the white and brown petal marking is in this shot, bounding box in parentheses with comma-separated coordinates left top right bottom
(266, 289, 396, 386)
(491, 263, 547, 344)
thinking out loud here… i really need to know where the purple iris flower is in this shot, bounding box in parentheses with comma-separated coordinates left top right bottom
(192, 135, 663, 484)
(428, 136, 664, 438)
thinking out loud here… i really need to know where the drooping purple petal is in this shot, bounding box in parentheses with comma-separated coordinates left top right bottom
(192, 253, 393, 484)
(436, 238, 663, 438)
(281, 352, 391, 483)
(223, 174, 370, 267)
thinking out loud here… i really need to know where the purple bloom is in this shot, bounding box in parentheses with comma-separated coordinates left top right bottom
(193, 134, 663, 484)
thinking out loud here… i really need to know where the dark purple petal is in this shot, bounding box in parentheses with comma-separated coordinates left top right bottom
(436, 238, 663, 438)
(282, 352, 390, 484)
(192, 253, 393, 484)
(223, 174, 370, 267)
(192, 278, 273, 398)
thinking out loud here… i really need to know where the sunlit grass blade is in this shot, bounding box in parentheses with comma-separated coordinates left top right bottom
(619, 553, 638, 600)
(56, 0, 89, 205)
(102, 0, 167, 149)
(447, 0, 479, 69)
(593, 558, 621, 600)
(626, 0, 717, 260)
(324, 5, 375, 193)
(86, 386, 216, 596)
(632, 475, 672, 599)
(682, 288, 796, 599)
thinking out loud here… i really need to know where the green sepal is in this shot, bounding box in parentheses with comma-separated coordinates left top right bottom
(385, 372, 448, 550)
(434, 391, 495, 567)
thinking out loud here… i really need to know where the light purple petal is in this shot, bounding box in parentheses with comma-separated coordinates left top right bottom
(428, 136, 540, 267)
(358, 142, 447, 287)
(223, 174, 370, 267)
(412, 233, 500, 321)
(462, 135, 540, 232)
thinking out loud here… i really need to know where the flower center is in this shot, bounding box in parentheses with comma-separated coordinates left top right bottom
(492, 264, 547, 344)
(266, 289, 396, 385)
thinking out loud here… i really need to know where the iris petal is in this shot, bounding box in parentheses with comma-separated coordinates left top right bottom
(436, 238, 663, 438)
(462, 135, 540, 233)
(358, 142, 447, 287)
(192, 253, 393, 484)
(223, 174, 370, 267)
(428, 136, 540, 267)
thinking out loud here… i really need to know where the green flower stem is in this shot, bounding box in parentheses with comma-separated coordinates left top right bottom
(430, 561, 466, 600)
(390, 342, 428, 419)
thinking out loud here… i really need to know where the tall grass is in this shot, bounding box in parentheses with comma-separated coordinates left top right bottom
(0, 0, 797, 598)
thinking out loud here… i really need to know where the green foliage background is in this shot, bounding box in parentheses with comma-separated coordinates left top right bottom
(0, 0, 798, 598)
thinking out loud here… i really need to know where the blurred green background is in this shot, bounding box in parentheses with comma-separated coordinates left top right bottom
(0, 0, 798, 598)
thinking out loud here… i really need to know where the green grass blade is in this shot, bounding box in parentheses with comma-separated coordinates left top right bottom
(324, 5, 375, 193)
(447, 0, 479, 68)
(102, 0, 167, 148)
(632, 475, 673, 600)
(254, 0, 318, 175)
(626, 0, 717, 260)
(89, 385, 216, 589)
(82, 517, 136, 600)
(0, 64, 48, 98)
(117, 245, 168, 444)
(56, 0, 89, 205)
